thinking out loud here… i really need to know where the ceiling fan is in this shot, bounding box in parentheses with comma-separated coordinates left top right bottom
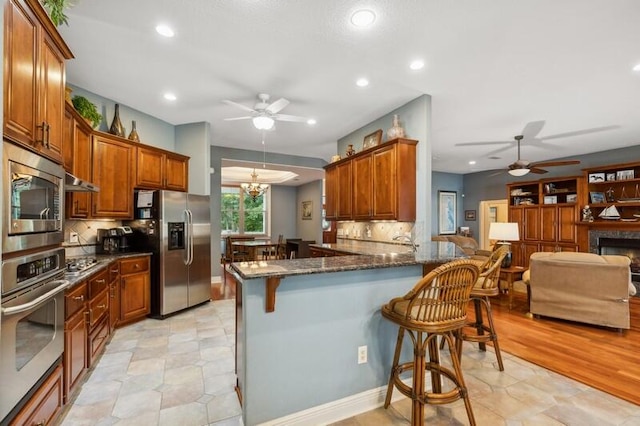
(502, 135, 580, 176)
(223, 93, 311, 130)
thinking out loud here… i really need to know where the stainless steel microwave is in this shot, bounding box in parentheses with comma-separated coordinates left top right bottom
(3, 142, 64, 253)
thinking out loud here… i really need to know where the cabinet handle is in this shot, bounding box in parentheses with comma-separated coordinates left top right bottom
(73, 295, 84, 301)
(111, 268, 119, 273)
(95, 279, 106, 284)
(134, 264, 139, 269)
(98, 304, 107, 310)
(36, 121, 46, 146)
(34, 420, 46, 426)
(44, 122, 50, 148)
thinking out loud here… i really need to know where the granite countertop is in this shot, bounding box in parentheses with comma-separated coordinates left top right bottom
(65, 252, 152, 287)
(231, 241, 466, 280)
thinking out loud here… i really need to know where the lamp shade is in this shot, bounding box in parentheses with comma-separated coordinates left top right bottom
(489, 222, 520, 242)
(252, 116, 275, 130)
(508, 168, 530, 177)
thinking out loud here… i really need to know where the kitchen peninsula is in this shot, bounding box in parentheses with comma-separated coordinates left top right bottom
(231, 241, 465, 425)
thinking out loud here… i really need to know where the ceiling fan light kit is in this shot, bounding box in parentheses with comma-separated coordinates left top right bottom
(224, 93, 311, 131)
(508, 168, 530, 177)
(252, 116, 275, 130)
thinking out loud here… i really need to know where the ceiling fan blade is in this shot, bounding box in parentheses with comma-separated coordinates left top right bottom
(529, 167, 548, 174)
(455, 140, 512, 146)
(530, 160, 580, 168)
(222, 99, 257, 113)
(488, 169, 507, 177)
(539, 125, 619, 141)
(223, 116, 252, 121)
(521, 121, 546, 139)
(266, 98, 290, 114)
(273, 113, 309, 123)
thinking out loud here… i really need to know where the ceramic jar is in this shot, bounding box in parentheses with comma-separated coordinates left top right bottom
(387, 114, 405, 139)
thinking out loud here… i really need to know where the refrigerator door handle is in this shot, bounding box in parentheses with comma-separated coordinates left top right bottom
(186, 209, 194, 266)
(182, 209, 190, 266)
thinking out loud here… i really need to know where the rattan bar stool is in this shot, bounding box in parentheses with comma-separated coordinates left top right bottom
(382, 259, 480, 426)
(461, 245, 509, 371)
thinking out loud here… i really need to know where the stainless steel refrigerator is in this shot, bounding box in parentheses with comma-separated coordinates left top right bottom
(126, 190, 211, 318)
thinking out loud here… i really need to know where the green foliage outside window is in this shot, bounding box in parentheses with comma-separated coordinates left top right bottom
(221, 187, 266, 234)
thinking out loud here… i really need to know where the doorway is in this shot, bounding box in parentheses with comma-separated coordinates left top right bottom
(479, 199, 508, 250)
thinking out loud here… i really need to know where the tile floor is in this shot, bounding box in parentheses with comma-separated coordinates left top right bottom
(60, 300, 640, 426)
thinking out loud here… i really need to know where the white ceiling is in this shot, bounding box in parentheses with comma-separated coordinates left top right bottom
(60, 0, 640, 176)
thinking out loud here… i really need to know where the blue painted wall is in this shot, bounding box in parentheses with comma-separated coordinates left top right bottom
(432, 172, 464, 236)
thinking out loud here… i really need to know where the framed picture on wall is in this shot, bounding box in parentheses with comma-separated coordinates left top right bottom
(464, 210, 476, 221)
(438, 191, 457, 235)
(302, 200, 313, 220)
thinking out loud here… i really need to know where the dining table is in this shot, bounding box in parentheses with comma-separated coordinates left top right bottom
(232, 240, 278, 261)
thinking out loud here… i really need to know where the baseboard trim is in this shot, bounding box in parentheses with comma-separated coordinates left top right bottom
(257, 379, 409, 426)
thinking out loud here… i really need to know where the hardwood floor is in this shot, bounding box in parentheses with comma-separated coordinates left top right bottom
(488, 291, 640, 406)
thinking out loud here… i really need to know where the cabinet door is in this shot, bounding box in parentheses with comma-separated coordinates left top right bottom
(165, 153, 189, 191)
(64, 308, 87, 402)
(324, 166, 337, 220)
(522, 206, 540, 241)
(136, 146, 165, 189)
(10, 364, 63, 426)
(509, 207, 524, 239)
(92, 135, 135, 218)
(67, 120, 92, 218)
(62, 107, 74, 171)
(512, 242, 539, 268)
(557, 205, 577, 243)
(108, 263, 120, 332)
(121, 272, 150, 323)
(540, 205, 557, 242)
(372, 145, 397, 219)
(38, 32, 65, 163)
(4, 0, 39, 147)
(352, 154, 372, 219)
(336, 162, 352, 220)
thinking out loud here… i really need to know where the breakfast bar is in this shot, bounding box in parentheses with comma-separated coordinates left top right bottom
(230, 241, 465, 425)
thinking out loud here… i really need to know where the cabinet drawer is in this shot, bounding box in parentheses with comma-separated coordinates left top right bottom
(65, 282, 87, 320)
(108, 261, 120, 283)
(88, 289, 109, 329)
(88, 268, 109, 299)
(120, 257, 149, 275)
(10, 363, 63, 426)
(88, 316, 109, 368)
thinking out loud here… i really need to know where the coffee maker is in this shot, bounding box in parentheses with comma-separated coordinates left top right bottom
(97, 226, 132, 254)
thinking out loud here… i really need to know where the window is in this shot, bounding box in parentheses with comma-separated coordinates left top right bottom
(221, 186, 269, 235)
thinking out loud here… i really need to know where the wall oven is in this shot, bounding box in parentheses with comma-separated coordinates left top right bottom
(0, 248, 69, 423)
(3, 142, 65, 254)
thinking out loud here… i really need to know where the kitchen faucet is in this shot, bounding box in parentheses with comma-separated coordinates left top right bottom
(393, 234, 418, 252)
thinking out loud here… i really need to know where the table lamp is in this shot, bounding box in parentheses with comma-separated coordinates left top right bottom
(488, 222, 520, 268)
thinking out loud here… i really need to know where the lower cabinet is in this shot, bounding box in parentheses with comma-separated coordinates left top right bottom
(88, 316, 110, 367)
(120, 256, 150, 325)
(10, 364, 63, 426)
(108, 261, 121, 333)
(63, 281, 87, 403)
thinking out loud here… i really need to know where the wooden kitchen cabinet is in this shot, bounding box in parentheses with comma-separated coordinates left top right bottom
(65, 103, 94, 219)
(87, 268, 109, 368)
(135, 146, 189, 192)
(9, 363, 63, 426)
(120, 256, 150, 325)
(108, 261, 121, 333)
(63, 282, 87, 403)
(324, 138, 417, 221)
(3, 0, 73, 164)
(92, 133, 136, 219)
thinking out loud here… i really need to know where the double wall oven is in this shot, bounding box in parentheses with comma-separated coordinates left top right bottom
(1, 142, 68, 423)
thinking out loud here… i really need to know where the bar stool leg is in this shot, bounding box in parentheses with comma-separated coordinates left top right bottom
(473, 298, 486, 352)
(411, 331, 426, 426)
(482, 296, 504, 371)
(384, 326, 405, 408)
(447, 330, 476, 426)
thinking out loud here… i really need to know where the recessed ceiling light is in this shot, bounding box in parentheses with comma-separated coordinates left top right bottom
(356, 78, 369, 87)
(633, 63, 640, 72)
(409, 60, 425, 70)
(468, 160, 476, 165)
(155, 24, 175, 38)
(351, 9, 376, 27)
(307, 119, 317, 125)
(163, 93, 177, 101)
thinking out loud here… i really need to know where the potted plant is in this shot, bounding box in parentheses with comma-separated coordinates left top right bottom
(41, 0, 70, 26)
(72, 96, 102, 129)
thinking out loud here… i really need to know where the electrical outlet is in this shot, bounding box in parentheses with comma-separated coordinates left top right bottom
(358, 345, 367, 364)
(70, 232, 79, 243)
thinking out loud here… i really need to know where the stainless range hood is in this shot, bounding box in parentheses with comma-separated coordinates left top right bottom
(65, 172, 100, 192)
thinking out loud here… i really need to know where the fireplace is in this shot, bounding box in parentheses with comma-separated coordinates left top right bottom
(597, 237, 640, 273)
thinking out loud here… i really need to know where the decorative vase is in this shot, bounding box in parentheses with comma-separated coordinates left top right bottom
(109, 104, 125, 137)
(346, 144, 356, 156)
(128, 120, 140, 142)
(387, 114, 405, 140)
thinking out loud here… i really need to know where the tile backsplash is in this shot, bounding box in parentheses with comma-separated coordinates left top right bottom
(336, 221, 421, 244)
(63, 219, 121, 257)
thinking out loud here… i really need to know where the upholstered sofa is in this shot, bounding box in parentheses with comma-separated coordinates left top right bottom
(431, 235, 492, 261)
(528, 252, 636, 330)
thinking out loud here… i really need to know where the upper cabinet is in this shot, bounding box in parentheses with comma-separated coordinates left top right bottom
(324, 138, 418, 222)
(64, 103, 94, 219)
(136, 146, 189, 192)
(3, 0, 73, 164)
(92, 133, 136, 219)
